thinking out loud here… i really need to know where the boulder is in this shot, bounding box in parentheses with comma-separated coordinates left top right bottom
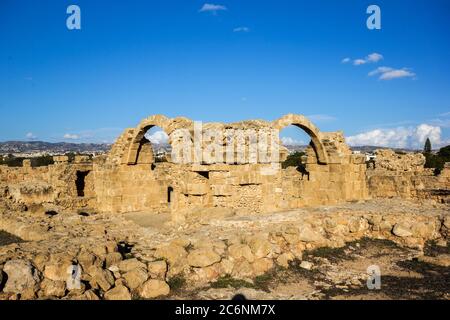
(44, 261, 74, 282)
(118, 258, 146, 273)
(248, 236, 272, 259)
(138, 280, 170, 299)
(3, 259, 40, 294)
(104, 285, 132, 300)
(77, 250, 102, 270)
(147, 261, 168, 279)
(105, 252, 123, 268)
(276, 253, 294, 268)
(83, 290, 100, 300)
(300, 261, 314, 270)
(392, 223, 413, 237)
(40, 279, 66, 298)
(348, 217, 370, 233)
(123, 268, 148, 290)
(228, 244, 255, 262)
(87, 266, 115, 292)
(154, 244, 187, 266)
(252, 258, 274, 276)
(187, 249, 221, 268)
(232, 260, 253, 278)
(298, 225, 325, 243)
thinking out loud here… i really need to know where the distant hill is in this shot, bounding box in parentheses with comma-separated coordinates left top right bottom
(284, 144, 420, 154)
(0, 141, 111, 155)
(349, 145, 420, 153)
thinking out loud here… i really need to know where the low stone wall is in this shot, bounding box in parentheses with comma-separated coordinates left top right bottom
(0, 161, 95, 212)
(367, 150, 450, 203)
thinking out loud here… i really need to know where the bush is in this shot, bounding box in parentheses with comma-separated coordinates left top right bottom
(424, 145, 450, 175)
(282, 151, 305, 169)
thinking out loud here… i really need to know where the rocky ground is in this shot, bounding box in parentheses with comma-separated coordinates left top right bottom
(0, 198, 449, 300)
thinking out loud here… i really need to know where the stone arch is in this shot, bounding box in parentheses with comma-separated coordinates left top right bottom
(126, 115, 195, 165)
(126, 115, 172, 165)
(272, 114, 329, 164)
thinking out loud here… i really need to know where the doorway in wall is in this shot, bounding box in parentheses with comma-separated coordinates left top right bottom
(76, 171, 90, 197)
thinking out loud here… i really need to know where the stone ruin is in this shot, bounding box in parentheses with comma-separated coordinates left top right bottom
(1, 114, 450, 301)
(0, 114, 449, 218)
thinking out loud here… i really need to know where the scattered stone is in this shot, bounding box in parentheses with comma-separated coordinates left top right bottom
(252, 258, 274, 276)
(147, 260, 168, 279)
(298, 225, 324, 243)
(187, 249, 221, 268)
(276, 253, 294, 268)
(138, 280, 170, 299)
(105, 252, 123, 268)
(248, 236, 272, 259)
(300, 261, 314, 270)
(123, 268, 148, 290)
(118, 258, 146, 273)
(104, 285, 132, 300)
(392, 223, 413, 237)
(228, 244, 255, 262)
(3, 259, 40, 294)
(83, 290, 100, 300)
(87, 266, 115, 292)
(154, 244, 187, 266)
(40, 279, 66, 298)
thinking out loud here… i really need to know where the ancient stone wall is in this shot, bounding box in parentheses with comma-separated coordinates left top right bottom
(93, 114, 368, 216)
(367, 150, 450, 203)
(0, 158, 95, 212)
(5, 115, 449, 216)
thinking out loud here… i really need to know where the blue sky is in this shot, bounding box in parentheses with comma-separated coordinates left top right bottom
(0, 0, 449, 149)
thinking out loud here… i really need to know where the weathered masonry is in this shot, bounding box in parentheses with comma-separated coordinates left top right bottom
(1, 114, 449, 216)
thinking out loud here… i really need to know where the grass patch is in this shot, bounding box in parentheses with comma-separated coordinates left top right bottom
(167, 275, 187, 292)
(210, 275, 254, 290)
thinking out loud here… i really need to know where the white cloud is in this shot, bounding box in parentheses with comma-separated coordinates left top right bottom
(341, 57, 351, 64)
(26, 132, 37, 140)
(368, 66, 415, 80)
(351, 52, 383, 66)
(346, 124, 442, 149)
(353, 59, 367, 66)
(233, 27, 250, 32)
(368, 66, 393, 76)
(145, 130, 169, 144)
(379, 69, 415, 80)
(199, 3, 227, 13)
(63, 133, 80, 140)
(366, 53, 383, 63)
(281, 137, 305, 146)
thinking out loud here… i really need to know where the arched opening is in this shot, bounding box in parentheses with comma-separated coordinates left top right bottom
(279, 125, 310, 180)
(272, 114, 328, 164)
(144, 126, 170, 164)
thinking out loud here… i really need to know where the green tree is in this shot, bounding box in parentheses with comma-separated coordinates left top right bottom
(282, 151, 305, 169)
(424, 138, 432, 153)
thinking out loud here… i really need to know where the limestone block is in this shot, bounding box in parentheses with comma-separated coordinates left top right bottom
(53, 156, 69, 163)
(185, 183, 209, 195)
(74, 155, 91, 163)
